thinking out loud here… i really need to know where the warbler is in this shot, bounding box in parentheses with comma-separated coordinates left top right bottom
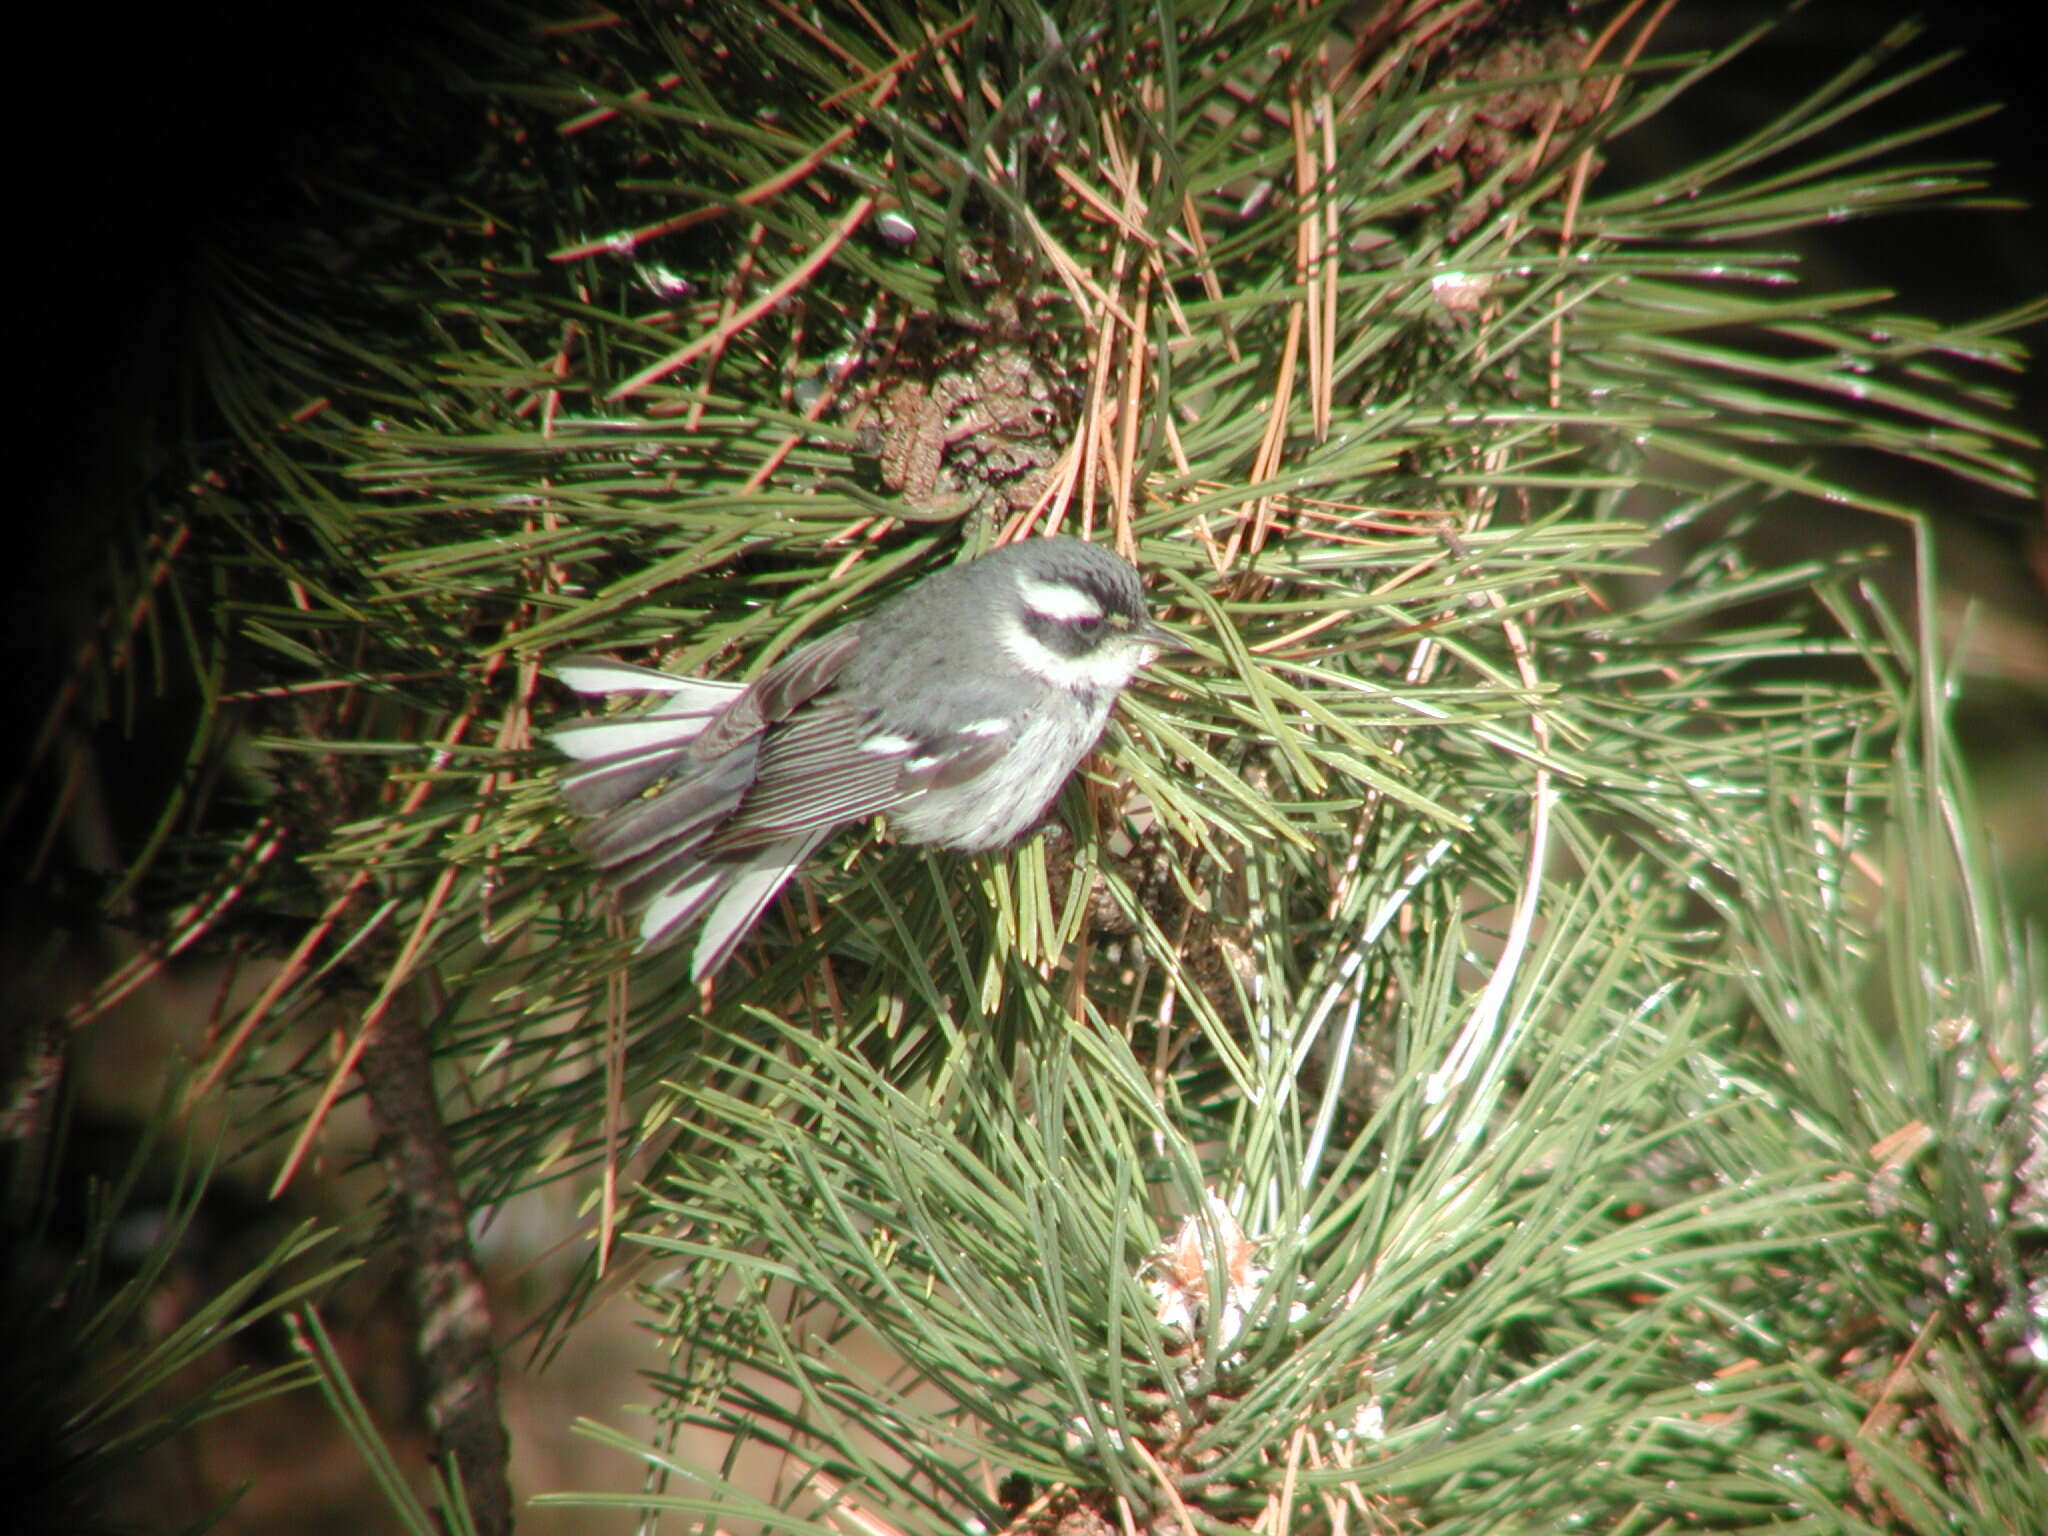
(550, 537, 1180, 978)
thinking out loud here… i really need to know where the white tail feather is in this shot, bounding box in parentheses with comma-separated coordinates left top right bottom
(554, 654, 728, 696)
(637, 863, 726, 952)
(551, 710, 723, 762)
(686, 831, 831, 979)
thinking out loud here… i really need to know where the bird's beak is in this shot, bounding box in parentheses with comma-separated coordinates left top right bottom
(1133, 617, 1191, 655)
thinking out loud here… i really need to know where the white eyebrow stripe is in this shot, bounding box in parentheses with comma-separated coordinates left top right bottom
(1016, 576, 1103, 622)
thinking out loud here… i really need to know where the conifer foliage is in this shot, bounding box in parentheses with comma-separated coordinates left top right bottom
(23, 2, 2046, 1531)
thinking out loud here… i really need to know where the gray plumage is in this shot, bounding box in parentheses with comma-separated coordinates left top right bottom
(550, 537, 1176, 978)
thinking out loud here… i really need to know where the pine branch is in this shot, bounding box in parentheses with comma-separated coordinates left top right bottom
(356, 1010, 513, 1536)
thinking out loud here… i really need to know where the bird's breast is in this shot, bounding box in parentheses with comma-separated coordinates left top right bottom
(887, 695, 1113, 851)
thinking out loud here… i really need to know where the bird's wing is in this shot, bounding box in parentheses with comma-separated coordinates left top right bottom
(549, 655, 748, 816)
(649, 711, 1014, 976)
(571, 746, 758, 872)
(707, 705, 1017, 850)
(704, 705, 916, 847)
(687, 625, 867, 760)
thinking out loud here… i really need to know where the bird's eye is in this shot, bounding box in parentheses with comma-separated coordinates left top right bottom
(1070, 615, 1106, 640)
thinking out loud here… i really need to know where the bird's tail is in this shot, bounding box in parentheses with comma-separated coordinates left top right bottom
(550, 654, 747, 814)
(549, 655, 823, 976)
(641, 829, 833, 978)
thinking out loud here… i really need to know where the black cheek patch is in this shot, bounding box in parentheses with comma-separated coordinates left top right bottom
(1022, 610, 1096, 658)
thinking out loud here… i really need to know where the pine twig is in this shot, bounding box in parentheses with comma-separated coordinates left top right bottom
(355, 1009, 512, 1536)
